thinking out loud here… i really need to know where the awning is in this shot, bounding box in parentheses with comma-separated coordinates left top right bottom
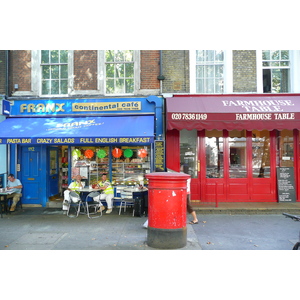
(166, 94, 300, 131)
(0, 115, 154, 145)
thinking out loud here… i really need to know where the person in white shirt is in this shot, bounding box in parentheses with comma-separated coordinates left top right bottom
(7, 174, 23, 212)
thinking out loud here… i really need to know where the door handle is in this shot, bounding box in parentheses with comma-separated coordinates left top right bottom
(198, 160, 200, 172)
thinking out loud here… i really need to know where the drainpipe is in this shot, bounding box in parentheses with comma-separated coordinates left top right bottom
(4, 51, 10, 180)
(157, 50, 165, 94)
(5, 50, 10, 97)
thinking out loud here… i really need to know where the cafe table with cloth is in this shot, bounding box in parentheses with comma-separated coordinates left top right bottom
(0, 190, 15, 218)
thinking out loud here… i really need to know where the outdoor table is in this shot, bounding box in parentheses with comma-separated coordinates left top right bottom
(123, 187, 148, 216)
(0, 191, 14, 218)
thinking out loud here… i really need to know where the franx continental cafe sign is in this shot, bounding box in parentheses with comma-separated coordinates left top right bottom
(0, 98, 156, 145)
(11, 98, 145, 116)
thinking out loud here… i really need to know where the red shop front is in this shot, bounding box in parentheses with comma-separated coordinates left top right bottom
(166, 94, 300, 203)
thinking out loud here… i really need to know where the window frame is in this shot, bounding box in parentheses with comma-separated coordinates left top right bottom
(98, 50, 140, 96)
(189, 50, 232, 94)
(31, 50, 73, 97)
(257, 50, 300, 93)
(262, 50, 290, 93)
(40, 50, 69, 96)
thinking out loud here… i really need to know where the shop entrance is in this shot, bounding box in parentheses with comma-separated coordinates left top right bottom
(179, 129, 298, 202)
(21, 145, 43, 205)
(47, 147, 59, 198)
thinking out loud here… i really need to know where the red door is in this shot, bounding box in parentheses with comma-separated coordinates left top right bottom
(199, 130, 277, 203)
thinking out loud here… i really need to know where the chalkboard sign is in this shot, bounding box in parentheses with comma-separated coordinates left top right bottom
(276, 167, 296, 203)
(154, 140, 165, 171)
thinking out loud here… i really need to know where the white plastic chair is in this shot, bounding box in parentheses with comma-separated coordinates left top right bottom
(85, 191, 102, 219)
(67, 191, 83, 218)
(119, 190, 134, 216)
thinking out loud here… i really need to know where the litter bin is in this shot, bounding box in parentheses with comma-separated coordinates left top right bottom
(145, 172, 190, 249)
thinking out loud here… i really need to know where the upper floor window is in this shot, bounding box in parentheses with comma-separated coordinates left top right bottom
(105, 50, 134, 94)
(195, 50, 224, 93)
(262, 50, 290, 93)
(41, 50, 68, 95)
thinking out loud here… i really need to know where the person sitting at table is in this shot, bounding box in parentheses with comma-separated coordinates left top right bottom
(93, 173, 114, 214)
(62, 175, 84, 211)
(7, 173, 23, 212)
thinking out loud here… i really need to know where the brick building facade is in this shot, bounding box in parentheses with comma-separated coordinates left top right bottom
(7, 50, 161, 97)
(0, 51, 6, 95)
(232, 50, 257, 93)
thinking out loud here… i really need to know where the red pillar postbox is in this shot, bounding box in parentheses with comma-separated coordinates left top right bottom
(145, 172, 190, 249)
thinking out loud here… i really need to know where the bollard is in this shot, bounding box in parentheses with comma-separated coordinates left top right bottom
(145, 172, 190, 249)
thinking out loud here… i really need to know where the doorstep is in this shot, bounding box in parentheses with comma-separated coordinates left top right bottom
(192, 201, 300, 215)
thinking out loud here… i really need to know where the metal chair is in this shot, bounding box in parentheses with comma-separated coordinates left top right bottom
(67, 191, 83, 218)
(119, 190, 134, 216)
(85, 191, 102, 219)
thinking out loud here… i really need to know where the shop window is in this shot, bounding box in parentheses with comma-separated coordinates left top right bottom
(71, 146, 109, 187)
(229, 130, 247, 178)
(41, 50, 69, 95)
(70, 145, 151, 187)
(105, 50, 135, 95)
(111, 146, 150, 185)
(276, 130, 294, 167)
(180, 129, 198, 178)
(262, 50, 290, 93)
(252, 130, 270, 178)
(195, 50, 224, 93)
(205, 130, 223, 178)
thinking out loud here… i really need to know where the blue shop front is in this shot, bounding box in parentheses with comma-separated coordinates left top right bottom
(0, 96, 164, 207)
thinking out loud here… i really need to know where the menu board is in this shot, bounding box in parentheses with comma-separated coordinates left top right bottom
(154, 140, 165, 171)
(276, 167, 296, 203)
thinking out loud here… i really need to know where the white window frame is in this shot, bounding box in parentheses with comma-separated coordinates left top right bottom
(98, 50, 140, 96)
(189, 50, 232, 94)
(30, 50, 74, 97)
(257, 50, 300, 93)
(31, 50, 141, 97)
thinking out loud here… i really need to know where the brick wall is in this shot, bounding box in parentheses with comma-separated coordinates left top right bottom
(10, 50, 32, 94)
(161, 50, 189, 93)
(140, 50, 160, 90)
(233, 50, 257, 92)
(74, 50, 98, 90)
(0, 51, 6, 94)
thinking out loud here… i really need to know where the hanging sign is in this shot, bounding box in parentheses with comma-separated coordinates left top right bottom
(154, 140, 165, 171)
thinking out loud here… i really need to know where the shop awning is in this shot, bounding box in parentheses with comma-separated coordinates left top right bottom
(0, 115, 154, 144)
(166, 94, 300, 131)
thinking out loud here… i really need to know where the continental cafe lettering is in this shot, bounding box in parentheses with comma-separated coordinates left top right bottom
(19, 101, 141, 113)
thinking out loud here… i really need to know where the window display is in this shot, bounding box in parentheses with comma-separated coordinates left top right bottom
(71, 146, 109, 187)
(112, 146, 150, 186)
(70, 145, 151, 187)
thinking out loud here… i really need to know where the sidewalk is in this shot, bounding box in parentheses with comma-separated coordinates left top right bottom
(0, 207, 202, 250)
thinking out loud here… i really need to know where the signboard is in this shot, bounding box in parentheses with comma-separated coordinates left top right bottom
(0, 137, 153, 145)
(166, 95, 300, 131)
(9, 97, 163, 116)
(154, 140, 165, 171)
(276, 167, 296, 203)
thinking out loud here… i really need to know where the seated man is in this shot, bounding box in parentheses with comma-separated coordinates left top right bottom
(7, 174, 23, 212)
(62, 175, 84, 211)
(93, 173, 114, 214)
